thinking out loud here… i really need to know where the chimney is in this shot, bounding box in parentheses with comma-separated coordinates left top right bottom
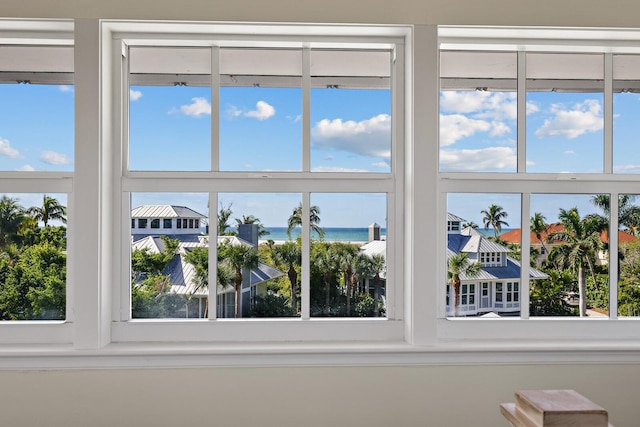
(238, 223, 259, 247)
(368, 222, 381, 242)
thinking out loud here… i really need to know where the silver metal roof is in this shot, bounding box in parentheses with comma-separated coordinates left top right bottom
(449, 234, 511, 254)
(446, 249, 547, 281)
(447, 212, 466, 222)
(131, 205, 206, 219)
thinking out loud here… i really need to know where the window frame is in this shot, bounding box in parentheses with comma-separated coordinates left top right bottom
(437, 26, 640, 344)
(107, 20, 408, 343)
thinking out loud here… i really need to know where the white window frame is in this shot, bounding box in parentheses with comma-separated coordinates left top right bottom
(436, 26, 640, 344)
(105, 21, 408, 343)
(0, 19, 75, 345)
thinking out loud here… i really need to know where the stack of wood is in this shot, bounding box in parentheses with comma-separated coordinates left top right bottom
(500, 389, 613, 427)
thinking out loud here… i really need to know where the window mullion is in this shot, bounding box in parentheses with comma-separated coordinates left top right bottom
(520, 193, 530, 319)
(208, 192, 218, 319)
(301, 192, 310, 319)
(517, 51, 526, 173)
(610, 191, 619, 319)
(302, 46, 310, 172)
(211, 46, 220, 172)
(604, 53, 613, 174)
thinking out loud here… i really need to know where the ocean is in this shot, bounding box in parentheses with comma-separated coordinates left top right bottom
(260, 227, 386, 243)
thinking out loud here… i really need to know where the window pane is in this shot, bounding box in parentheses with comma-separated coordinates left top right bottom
(617, 194, 640, 316)
(613, 55, 640, 173)
(220, 49, 302, 172)
(446, 193, 521, 317)
(310, 193, 387, 317)
(526, 53, 604, 173)
(529, 193, 607, 317)
(129, 47, 211, 171)
(130, 192, 209, 319)
(311, 50, 391, 173)
(216, 193, 301, 318)
(0, 193, 67, 320)
(439, 51, 517, 172)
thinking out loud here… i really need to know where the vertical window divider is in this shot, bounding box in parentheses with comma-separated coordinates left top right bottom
(520, 192, 531, 319)
(517, 51, 526, 174)
(118, 41, 131, 322)
(211, 45, 220, 172)
(609, 191, 619, 320)
(208, 192, 218, 319)
(604, 53, 613, 174)
(302, 46, 311, 172)
(301, 192, 311, 319)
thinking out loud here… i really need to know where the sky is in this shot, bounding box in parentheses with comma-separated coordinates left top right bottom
(3, 75, 640, 229)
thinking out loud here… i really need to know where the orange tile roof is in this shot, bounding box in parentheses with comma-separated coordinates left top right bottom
(500, 224, 636, 245)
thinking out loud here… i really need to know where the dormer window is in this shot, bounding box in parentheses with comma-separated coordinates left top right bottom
(163, 219, 172, 229)
(151, 219, 160, 229)
(448, 221, 460, 232)
(480, 252, 502, 266)
(138, 218, 147, 229)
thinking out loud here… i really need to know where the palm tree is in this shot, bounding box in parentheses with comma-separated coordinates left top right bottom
(273, 241, 301, 314)
(546, 207, 605, 317)
(312, 243, 340, 315)
(0, 196, 26, 247)
(591, 194, 640, 236)
(27, 195, 66, 227)
(350, 253, 374, 316)
(462, 221, 479, 230)
(235, 214, 270, 238)
(218, 242, 260, 318)
(332, 243, 359, 316)
(369, 254, 386, 317)
(481, 204, 509, 238)
(447, 252, 481, 317)
(530, 212, 548, 255)
(287, 202, 324, 239)
(217, 203, 234, 236)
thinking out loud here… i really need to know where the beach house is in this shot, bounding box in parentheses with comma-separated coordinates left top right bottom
(446, 213, 547, 316)
(131, 205, 283, 318)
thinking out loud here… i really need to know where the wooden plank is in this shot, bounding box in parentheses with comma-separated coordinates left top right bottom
(515, 390, 608, 427)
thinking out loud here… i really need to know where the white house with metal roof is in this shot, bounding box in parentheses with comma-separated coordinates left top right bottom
(131, 205, 283, 318)
(446, 213, 547, 316)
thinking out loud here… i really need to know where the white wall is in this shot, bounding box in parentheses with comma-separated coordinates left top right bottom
(1, 364, 637, 426)
(2, 2, 639, 427)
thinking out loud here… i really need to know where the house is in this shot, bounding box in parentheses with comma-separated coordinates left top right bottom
(358, 222, 387, 301)
(447, 213, 547, 316)
(500, 225, 637, 266)
(131, 205, 284, 318)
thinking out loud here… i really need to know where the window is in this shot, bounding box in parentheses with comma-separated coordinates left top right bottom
(163, 219, 172, 229)
(138, 218, 147, 229)
(110, 21, 406, 342)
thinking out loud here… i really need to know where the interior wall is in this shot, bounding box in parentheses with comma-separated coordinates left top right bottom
(0, 364, 635, 427)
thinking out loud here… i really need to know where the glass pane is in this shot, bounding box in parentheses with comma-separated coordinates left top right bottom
(529, 193, 608, 317)
(129, 47, 211, 171)
(0, 84, 74, 172)
(617, 194, 640, 316)
(130, 192, 209, 319)
(311, 50, 391, 173)
(0, 193, 67, 320)
(446, 193, 521, 317)
(220, 49, 302, 172)
(526, 53, 604, 173)
(613, 55, 640, 173)
(216, 193, 301, 318)
(310, 193, 387, 317)
(439, 51, 517, 172)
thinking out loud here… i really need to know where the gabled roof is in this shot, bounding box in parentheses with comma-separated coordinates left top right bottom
(131, 205, 206, 219)
(446, 248, 547, 281)
(447, 212, 466, 222)
(448, 234, 511, 254)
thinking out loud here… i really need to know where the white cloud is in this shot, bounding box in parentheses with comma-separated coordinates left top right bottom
(0, 137, 20, 158)
(564, 150, 576, 155)
(179, 97, 211, 117)
(372, 161, 390, 168)
(245, 101, 275, 120)
(489, 121, 511, 137)
(225, 105, 243, 119)
(59, 85, 73, 93)
(40, 151, 70, 165)
(312, 114, 391, 158)
(311, 166, 370, 172)
(534, 99, 603, 139)
(440, 146, 516, 172)
(130, 89, 143, 101)
(440, 91, 518, 121)
(18, 164, 34, 171)
(439, 114, 491, 146)
(614, 164, 640, 173)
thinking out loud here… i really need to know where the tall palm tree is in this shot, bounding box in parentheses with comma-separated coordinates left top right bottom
(447, 252, 481, 317)
(218, 242, 260, 318)
(591, 194, 640, 236)
(546, 207, 605, 317)
(0, 196, 26, 247)
(287, 202, 324, 239)
(369, 254, 386, 317)
(273, 241, 301, 314)
(530, 212, 548, 255)
(481, 204, 509, 238)
(351, 253, 374, 316)
(27, 195, 66, 227)
(312, 243, 340, 315)
(217, 203, 234, 236)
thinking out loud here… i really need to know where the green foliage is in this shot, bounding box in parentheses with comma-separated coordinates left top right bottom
(529, 270, 577, 316)
(248, 293, 296, 317)
(131, 275, 188, 318)
(586, 273, 609, 312)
